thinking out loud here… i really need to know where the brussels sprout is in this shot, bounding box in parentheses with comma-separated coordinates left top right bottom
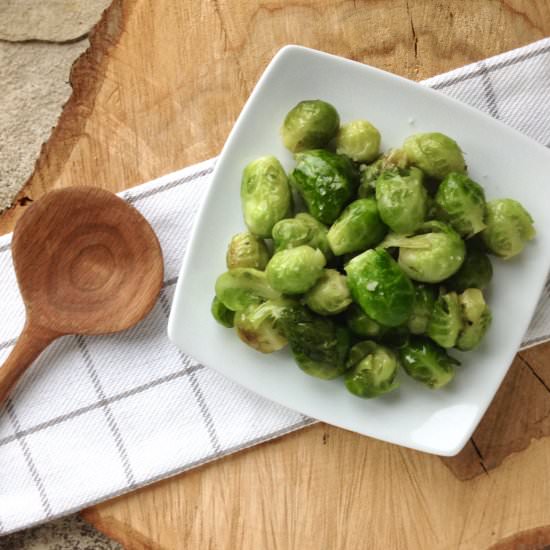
(381, 221, 465, 283)
(290, 150, 357, 225)
(335, 120, 381, 163)
(481, 198, 535, 259)
(304, 269, 352, 315)
(426, 291, 463, 348)
(272, 213, 332, 260)
(241, 156, 292, 237)
(327, 198, 387, 255)
(281, 100, 340, 152)
(279, 305, 351, 379)
(403, 132, 466, 180)
(211, 296, 235, 328)
(400, 337, 459, 389)
(434, 173, 486, 238)
(408, 284, 436, 335)
(456, 289, 492, 351)
(446, 247, 493, 292)
(346, 304, 387, 339)
(234, 299, 293, 353)
(215, 268, 280, 311)
(345, 248, 415, 327)
(375, 167, 428, 234)
(358, 149, 409, 198)
(345, 341, 399, 398)
(226, 232, 270, 270)
(266, 245, 326, 294)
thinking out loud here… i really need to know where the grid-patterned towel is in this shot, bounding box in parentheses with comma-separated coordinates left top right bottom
(1, 39, 550, 535)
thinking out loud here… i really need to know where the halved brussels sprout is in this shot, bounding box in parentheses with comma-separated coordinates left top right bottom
(290, 150, 357, 225)
(345, 248, 415, 327)
(346, 304, 387, 339)
(381, 221, 465, 283)
(279, 304, 351, 379)
(403, 132, 466, 180)
(345, 341, 400, 398)
(335, 120, 381, 163)
(435, 172, 486, 238)
(272, 213, 332, 260)
(400, 337, 459, 389)
(234, 299, 293, 353)
(226, 232, 270, 270)
(241, 155, 292, 237)
(446, 246, 493, 292)
(215, 268, 280, 311)
(375, 167, 428, 234)
(327, 198, 387, 255)
(426, 291, 463, 348)
(281, 99, 340, 152)
(305, 269, 352, 315)
(211, 296, 235, 328)
(407, 284, 436, 335)
(481, 198, 535, 259)
(266, 245, 326, 294)
(456, 289, 492, 350)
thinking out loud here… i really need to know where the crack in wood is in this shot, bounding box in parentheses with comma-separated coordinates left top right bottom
(470, 437, 489, 476)
(518, 354, 550, 395)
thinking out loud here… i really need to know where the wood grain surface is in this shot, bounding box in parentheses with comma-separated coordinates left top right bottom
(3, 0, 550, 548)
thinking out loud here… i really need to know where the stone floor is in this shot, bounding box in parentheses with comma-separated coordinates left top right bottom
(0, 1, 121, 547)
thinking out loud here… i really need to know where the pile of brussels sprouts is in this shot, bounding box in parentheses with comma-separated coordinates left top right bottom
(211, 99, 536, 399)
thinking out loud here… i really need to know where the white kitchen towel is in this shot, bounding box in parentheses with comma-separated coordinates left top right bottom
(1, 39, 550, 535)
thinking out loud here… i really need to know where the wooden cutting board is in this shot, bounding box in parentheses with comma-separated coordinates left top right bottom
(2, 1, 550, 548)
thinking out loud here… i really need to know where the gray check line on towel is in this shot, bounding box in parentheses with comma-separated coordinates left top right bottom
(5, 399, 53, 519)
(158, 292, 223, 456)
(430, 42, 550, 90)
(477, 61, 500, 120)
(0, 363, 204, 449)
(76, 336, 137, 486)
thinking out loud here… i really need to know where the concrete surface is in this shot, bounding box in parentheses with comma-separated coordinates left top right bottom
(0, 0, 111, 212)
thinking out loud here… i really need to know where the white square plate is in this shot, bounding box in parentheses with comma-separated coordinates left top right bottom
(168, 45, 550, 456)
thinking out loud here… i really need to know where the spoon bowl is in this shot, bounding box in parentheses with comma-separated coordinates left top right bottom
(0, 187, 164, 403)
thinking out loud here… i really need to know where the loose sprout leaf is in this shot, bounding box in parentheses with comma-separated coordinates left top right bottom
(400, 337, 459, 389)
(426, 291, 463, 349)
(215, 268, 281, 311)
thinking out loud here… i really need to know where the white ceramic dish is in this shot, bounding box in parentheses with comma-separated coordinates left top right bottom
(168, 45, 550, 456)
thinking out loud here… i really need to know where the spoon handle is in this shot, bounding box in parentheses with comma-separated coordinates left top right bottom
(0, 321, 58, 405)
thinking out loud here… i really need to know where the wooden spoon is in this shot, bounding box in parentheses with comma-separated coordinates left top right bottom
(0, 187, 164, 404)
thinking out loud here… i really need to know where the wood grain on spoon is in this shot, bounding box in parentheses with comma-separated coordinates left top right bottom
(0, 187, 164, 404)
